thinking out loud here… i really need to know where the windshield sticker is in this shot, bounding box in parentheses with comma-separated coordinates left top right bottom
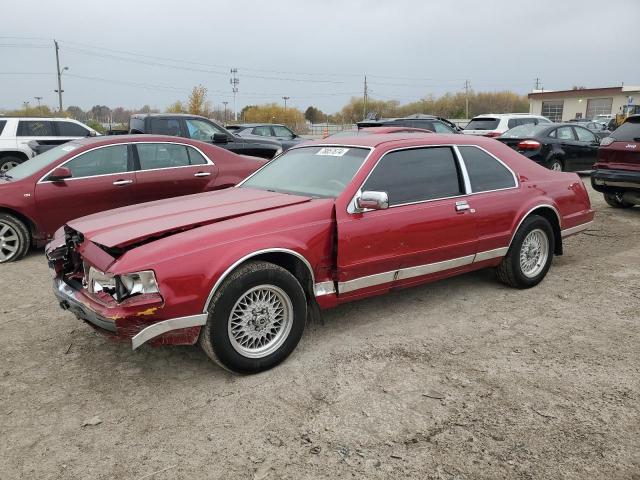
(317, 147, 349, 156)
(61, 145, 78, 152)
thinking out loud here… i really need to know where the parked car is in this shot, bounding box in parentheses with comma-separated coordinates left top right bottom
(591, 114, 640, 208)
(0, 135, 266, 262)
(47, 132, 593, 373)
(0, 117, 99, 172)
(328, 126, 433, 137)
(497, 123, 601, 172)
(357, 114, 461, 133)
(226, 123, 304, 151)
(463, 114, 552, 137)
(579, 121, 611, 139)
(128, 114, 283, 159)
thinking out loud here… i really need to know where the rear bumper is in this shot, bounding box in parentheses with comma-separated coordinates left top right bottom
(591, 168, 640, 192)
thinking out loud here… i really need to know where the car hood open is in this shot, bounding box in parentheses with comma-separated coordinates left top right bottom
(67, 188, 311, 250)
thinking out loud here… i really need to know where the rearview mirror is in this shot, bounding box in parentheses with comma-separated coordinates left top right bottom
(212, 133, 228, 144)
(356, 191, 389, 211)
(49, 166, 72, 181)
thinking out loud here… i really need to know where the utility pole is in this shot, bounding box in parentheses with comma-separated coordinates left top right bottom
(34, 96, 43, 115)
(23, 101, 30, 113)
(222, 101, 228, 124)
(363, 75, 368, 119)
(54, 40, 65, 112)
(282, 96, 290, 111)
(230, 68, 239, 121)
(464, 80, 471, 119)
(534, 77, 541, 90)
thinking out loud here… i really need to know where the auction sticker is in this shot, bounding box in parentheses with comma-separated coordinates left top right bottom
(316, 147, 349, 156)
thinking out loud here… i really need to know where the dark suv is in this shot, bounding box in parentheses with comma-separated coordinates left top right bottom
(357, 114, 461, 134)
(129, 114, 282, 159)
(591, 115, 640, 208)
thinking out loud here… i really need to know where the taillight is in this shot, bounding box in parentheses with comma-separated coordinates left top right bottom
(517, 140, 541, 150)
(485, 131, 501, 138)
(600, 137, 614, 146)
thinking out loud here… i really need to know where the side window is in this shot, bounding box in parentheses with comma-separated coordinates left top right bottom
(63, 145, 129, 178)
(548, 129, 557, 138)
(433, 121, 453, 133)
(556, 126, 575, 140)
(187, 146, 208, 165)
(458, 146, 516, 192)
(273, 125, 294, 137)
(507, 119, 519, 129)
(252, 126, 271, 136)
(363, 147, 463, 206)
(57, 121, 89, 137)
(520, 118, 537, 126)
(574, 127, 596, 142)
(0, 120, 6, 135)
(185, 118, 225, 141)
(136, 143, 190, 170)
(149, 118, 182, 136)
(17, 121, 54, 136)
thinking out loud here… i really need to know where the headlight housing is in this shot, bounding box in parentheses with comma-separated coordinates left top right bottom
(86, 267, 159, 303)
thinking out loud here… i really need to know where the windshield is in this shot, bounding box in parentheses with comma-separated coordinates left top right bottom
(500, 124, 549, 138)
(3, 143, 80, 180)
(465, 118, 499, 130)
(241, 145, 370, 198)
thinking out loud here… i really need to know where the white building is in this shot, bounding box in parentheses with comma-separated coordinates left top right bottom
(528, 85, 640, 122)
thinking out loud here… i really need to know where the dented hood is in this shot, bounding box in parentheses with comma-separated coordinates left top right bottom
(67, 188, 311, 249)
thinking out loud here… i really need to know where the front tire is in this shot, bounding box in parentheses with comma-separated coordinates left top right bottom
(497, 215, 554, 289)
(0, 155, 23, 173)
(0, 214, 30, 263)
(603, 192, 634, 209)
(199, 261, 307, 373)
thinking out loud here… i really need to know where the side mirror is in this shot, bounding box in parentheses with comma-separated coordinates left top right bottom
(356, 191, 389, 211)
(212, 133, 229, 144)
(49, 166, 72, 181)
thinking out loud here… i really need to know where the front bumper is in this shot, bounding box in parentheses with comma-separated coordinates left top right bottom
(52, 278, 207, 349)
(591, 168, 640, 192)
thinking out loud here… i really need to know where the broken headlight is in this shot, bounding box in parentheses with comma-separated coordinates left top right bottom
(87, 267, 159, 303)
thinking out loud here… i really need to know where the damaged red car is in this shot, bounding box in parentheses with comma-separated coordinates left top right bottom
(47, 132, 594, 373)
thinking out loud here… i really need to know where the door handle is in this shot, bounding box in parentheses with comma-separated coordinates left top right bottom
(113, 179, 133, 186)
(455, 200, 470, 211)
(193, 172, 211, 177)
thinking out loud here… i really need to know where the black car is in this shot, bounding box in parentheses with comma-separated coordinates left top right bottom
(226, 123, 304, 151)
(497, 123, 600, 172)
(357, 114, 461, 134)
(128, 114, 283, 159)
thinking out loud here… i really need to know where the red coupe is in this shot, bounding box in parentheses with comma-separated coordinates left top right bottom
(0, 135, 266, 262)
(46, 132, 594, 373)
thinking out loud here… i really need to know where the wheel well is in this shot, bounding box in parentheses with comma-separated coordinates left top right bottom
(249, 251, 315, 299)
(0, 151, 29, 162)
(527, 207, 563, 255)
(0, 207, 37, 243)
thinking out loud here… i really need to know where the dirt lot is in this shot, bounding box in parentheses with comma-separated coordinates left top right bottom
(1, 182, 639, 480)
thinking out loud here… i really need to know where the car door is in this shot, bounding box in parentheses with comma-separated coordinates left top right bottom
(336, 146, 477, 297)
(34, 144, 136, 234)
(16, 120, 57, 156)
(572, 126, 599, 170)
(555, 126, 580, 170)
(132, 142, 218, 203)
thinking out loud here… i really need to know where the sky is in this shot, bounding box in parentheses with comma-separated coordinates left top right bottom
(1, 0, 639, 115)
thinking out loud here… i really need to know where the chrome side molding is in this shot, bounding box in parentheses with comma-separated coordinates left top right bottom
(131, 314, 208, 350)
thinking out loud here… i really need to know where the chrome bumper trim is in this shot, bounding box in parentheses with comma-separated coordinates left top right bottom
(131, 314, 208, 350)
(561, 221, 592, 238)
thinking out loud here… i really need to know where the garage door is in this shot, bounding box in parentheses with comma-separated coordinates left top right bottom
(586, 98, 613, 119)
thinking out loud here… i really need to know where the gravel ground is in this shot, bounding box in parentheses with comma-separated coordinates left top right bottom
(1, 182, 639, 480)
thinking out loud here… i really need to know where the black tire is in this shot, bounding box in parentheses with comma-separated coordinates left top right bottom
(0, 155, 24, 173)
(548, 158, 564, 172)
(199, 260, 307, 373)
(497, 215, 555, 289)
(0, 213, 30, 263)
(603, 192, 634, 209)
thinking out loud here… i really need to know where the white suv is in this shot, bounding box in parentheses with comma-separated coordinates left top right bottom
(463, 114, 552, 137)
(0, 117, 98, 172)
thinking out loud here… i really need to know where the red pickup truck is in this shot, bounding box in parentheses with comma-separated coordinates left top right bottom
(47, 132, 593, 373)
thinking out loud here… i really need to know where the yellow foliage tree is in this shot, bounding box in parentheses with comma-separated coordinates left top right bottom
(187, 85, 212, 116)
(166, 100, 186, 113)
(241, 103, 307, 132)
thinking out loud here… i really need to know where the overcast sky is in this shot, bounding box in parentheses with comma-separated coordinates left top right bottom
(1, 0, 639, 114)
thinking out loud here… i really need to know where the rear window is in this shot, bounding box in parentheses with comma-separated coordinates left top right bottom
(610, 117, 640, 142)
(465, 118, 500, 130)
(500, 124, 550, 138)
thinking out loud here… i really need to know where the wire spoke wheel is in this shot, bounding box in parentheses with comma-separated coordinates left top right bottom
(0, 222, 20, 262)
(228, 284, 293, 359)
(519, 228, 549, 278)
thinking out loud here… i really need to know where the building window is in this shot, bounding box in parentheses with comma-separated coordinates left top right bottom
(541, 100, 564, 122)
(586, 98, 613, 119)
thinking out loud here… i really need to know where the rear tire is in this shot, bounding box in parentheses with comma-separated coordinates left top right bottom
(199, 261, 307, 373)
(0, 155, 23, 173)
(497, 215, 554, 289)
(548, 158, 564, 172)
(0, 214, 30, 263)
(603, 192, 634, 209)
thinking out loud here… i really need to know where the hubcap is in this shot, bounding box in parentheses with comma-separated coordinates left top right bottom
(228, 285, 293, 358)
(519, 229, 549, 278)
(1, 161, 18, 173)
(0, 222, 20, 262)
(551, 161, 562, 171)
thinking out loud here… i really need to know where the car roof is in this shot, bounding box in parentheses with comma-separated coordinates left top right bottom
(231, 123, 286, 128)
(0, 116, 82, 121)
(310, 132, 497, 149)
(471, 113, 545, 118)
(63, 134, 213, 147)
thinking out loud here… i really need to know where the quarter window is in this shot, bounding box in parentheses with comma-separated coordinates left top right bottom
(187, 146, 208, 165)
(136, 143, 190, 170)
(57, 121, 89, 137)
(363, 147, 463, 206)
(63, 145, 129, 178)
(458, 146, 516, 192)
(252, 126, 271, 136)
(17, 120, 54, 136)
(149, 118, 181, 136)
